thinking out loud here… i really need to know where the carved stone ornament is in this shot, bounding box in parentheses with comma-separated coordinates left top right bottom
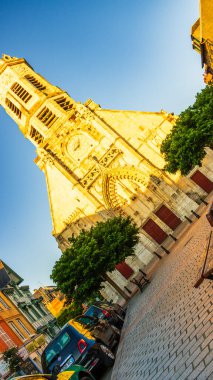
(75, 103, 95, 122)
(80, 146, 122, 188)
(0, 71, 15, 102)
(102, 166, 150, 209)
(65, 208, 82, 225)
(13, 63, 30, 77)
(152, 134, 163, 147)
(37, 148, 54, 166)
(2, 54, 18, 61)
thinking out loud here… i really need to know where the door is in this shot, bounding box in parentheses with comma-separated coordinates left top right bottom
(155, 205, 181, 230)
(143, 219, 168, 244)
(115, 261, 134, 279)
(191, 170, 213, 193)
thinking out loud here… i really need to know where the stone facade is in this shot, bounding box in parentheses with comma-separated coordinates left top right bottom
(0, 54, 213, 301)
(191, 0, 213, 83)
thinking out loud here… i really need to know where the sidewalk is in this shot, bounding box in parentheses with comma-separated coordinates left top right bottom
(111, 211, 213, 380)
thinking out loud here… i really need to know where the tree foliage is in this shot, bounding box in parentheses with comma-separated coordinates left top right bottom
(57, 301, 83, 327)
(3, 347, 24, 372)
(57, 291, 104, 327)
(51, 216, 139, 304)
(160, 85, 213, 175)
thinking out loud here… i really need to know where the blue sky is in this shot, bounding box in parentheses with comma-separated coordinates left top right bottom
(0, 0, 203, 290)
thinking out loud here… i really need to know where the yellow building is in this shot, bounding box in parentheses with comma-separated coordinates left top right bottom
(191, 0, 213, 83)
(0, 54, 212, 301)
(0, 291, 35, 347)
(33, 286, 65, 317)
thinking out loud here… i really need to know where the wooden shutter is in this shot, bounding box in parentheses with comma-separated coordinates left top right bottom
(115, 261, 134, 279)
(191, 170, 213, 193)
(143, 219, 168, 244)
(155, 205, 181, 230)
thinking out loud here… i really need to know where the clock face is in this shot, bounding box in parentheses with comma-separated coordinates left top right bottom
(66, 134, 93, 162)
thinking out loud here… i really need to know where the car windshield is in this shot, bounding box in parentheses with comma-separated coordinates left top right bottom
(84, 306, 104, 319)
(76, 316, 95, 326)
(45, 331, 71, 365)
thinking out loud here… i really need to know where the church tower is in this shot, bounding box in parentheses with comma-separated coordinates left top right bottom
(1, 54, 212, 301)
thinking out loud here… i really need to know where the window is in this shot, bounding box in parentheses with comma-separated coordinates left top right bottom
(25, 74, 46, 91)
(15, 287, 23, 297)
(5, 98, 22, 119)
(11, 82, 32, 103)
(0, 326, 14, 348)
(8, 321, 25, 340)
(17, 319, 31, 336)
(37, 107, 58, 128)
(25, 308, 37, 322)
(37, 303, 47, 316)
(0, 296, 10, 310)
(75, 316, 94, 327)
(30, 127, 44, 145)
(54, 96, 73, 111)
(45, 331, 71, 365)
(30, 305, 43, 319)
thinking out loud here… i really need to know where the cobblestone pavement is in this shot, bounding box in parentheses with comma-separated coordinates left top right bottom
(111, 211, 213, 380)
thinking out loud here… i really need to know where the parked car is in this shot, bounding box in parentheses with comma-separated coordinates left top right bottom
(10, 365, 95, 379)
(94, 301, 126, 319)
(84, 305, 124, 329)
(41, 320, 115, 376)
(72, 315, 120, 348)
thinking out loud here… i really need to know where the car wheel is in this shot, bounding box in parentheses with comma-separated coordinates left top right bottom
(100, 344, 115, 367)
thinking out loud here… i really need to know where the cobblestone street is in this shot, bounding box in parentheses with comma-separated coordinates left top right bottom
(111, 209, 213, 380)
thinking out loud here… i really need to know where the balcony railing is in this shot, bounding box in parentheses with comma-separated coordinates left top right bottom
(32, 314, 55, 329)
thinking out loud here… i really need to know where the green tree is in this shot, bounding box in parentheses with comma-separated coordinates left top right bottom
(57, 290, 104, 327)
(3, 347, 24, 373)
(160, 85, 213, 175)
(51, 216, 139, 304)
(57, 301, 83, 327)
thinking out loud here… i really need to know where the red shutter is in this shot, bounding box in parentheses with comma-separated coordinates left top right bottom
(115, 261, 134, 279)
(155, 205, 181, 230)
(191, 170, 213, 193)
(143, 219, 168, 244)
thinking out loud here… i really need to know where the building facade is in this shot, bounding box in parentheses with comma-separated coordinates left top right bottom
(0, 262, 59, 375)
(0, 306, 22, 352)
(191, 0, 213, 83)
(0, 54, 212, 301)
(1, 262, 59, 343)
(0, 290, 35, 351)
(0, 289, 36, 378)
(33, 286, 65, 318)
